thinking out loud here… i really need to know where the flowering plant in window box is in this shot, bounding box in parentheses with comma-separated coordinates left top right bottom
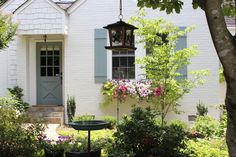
(102, 79, 164, 124)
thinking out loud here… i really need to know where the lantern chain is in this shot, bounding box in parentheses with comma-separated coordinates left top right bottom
(119, 0, 123, 21)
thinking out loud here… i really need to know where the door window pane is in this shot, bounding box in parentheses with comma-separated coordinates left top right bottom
(40, 51, 46, 55)
(47, 57, 53, 66)
(47, 67, 53, 76)
(41, 67, 46, 76)
(40, 45, 61, 77)
(54, 67, 60, 76)
(40, 57, 46, 66)
(54, 56, 60, 66)
(54, 51, 60, 56)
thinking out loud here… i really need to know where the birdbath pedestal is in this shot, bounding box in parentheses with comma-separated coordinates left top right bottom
(69, 120, 109, 157)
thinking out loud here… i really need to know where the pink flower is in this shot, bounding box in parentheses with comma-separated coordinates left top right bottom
(153, 86, 164, 97)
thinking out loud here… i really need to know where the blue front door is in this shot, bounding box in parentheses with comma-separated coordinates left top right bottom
(37, 42, 62, 105)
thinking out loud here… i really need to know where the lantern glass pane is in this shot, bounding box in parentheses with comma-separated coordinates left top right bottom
(111, 29, 122, 46)
(125, 29, 132, 46)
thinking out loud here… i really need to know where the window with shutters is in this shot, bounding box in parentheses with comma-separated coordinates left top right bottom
(112, 51, 135, 79)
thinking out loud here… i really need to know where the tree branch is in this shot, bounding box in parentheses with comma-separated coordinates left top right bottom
(204, 0, 236, 83)
(193, 0, 205, 10)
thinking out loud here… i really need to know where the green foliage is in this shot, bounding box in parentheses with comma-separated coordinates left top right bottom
(219, 67, 225, 83)
(0, 100, 46, 157)
(181, 138, 228, 157)
(67, 95, 76, 122)
(137, 0, 235, 17)
(112, 106, 187, 157)
(8, 86, 24, 100)
(131, 12, 208, 122)
(7, 86, 29, 113)
(73, 114, 95, 121)
(101, 115, 117, 129)
(57, 127, 114, 155)
(191, 116, 221, 138)
(196, 101, 208, 116)
(0, 0, 7, 5)
(67, 136, 108, 153)
(0, 13, 17, 50)
(137, 0, 184, 14)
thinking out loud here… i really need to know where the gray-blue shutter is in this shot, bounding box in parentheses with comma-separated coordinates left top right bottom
(176, 26, 187, 80)
(94, 29, 107, 83)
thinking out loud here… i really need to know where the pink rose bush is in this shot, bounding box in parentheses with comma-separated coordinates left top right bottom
(102, 80, 164, 102)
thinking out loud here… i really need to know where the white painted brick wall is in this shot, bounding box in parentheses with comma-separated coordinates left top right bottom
(65, 0, 220, 121)
(0, 0, 222, 122)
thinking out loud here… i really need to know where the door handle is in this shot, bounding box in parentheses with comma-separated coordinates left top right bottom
(55, 73, 63, 84)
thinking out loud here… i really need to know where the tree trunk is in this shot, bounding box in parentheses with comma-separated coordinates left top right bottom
(203, 0, 236, 156)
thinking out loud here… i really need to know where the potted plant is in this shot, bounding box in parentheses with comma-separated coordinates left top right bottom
(65, 137, 103, 157)
(38, 135, 71, 157)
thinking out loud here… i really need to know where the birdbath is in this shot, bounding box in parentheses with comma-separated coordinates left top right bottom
(69, 120, 109, 157)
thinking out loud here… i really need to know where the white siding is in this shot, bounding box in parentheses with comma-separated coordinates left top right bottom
(0, 0, 24, 96)
(16, 0, 67, 35)
(0, 49, 8, 96)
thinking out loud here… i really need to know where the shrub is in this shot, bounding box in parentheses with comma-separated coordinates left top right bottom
(73, 114, 95, 121)
(191, 116, 221, 138)
(102, 115, 116, 129)
(196, 101, 208, 116)
(7, 86, 29, 113)
(112, 106, 187, 157)
(57, 127, 114, 156)
(181, 138, 228, 157)
(0, 99, 46, 157)
(67, 96, 76, 122)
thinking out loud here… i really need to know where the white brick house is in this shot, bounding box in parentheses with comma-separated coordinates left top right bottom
(0, 0, 223, 123)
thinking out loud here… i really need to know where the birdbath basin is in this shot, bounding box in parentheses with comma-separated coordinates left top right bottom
(69, 120, 108, 131)
(69, 120, 109, 157)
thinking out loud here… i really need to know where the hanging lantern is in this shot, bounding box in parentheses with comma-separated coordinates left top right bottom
(103, 0, 138, 51)
(104, 21, 137, 50)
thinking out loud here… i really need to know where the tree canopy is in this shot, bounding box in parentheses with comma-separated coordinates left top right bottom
(137, 0, 236, 16)
(0, 14, 17, 50)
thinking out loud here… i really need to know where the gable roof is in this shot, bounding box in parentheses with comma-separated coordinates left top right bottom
(0, 0, 76, 13)
(55, 1, 75, 10)
(13, 0, 70, 15)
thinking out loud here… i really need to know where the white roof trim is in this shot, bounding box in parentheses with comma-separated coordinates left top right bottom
(67, 0, 87, 14)
(47, 0, 68, 15)
(14, 0, 67, 16)
(13, 0, 33, 15)
(0, 0, 14, 11)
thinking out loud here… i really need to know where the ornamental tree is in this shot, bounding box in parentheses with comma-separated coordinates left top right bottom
(0, 13, 17, 50)
(136, 1, 236, 156)
(131, 13, 208, 125)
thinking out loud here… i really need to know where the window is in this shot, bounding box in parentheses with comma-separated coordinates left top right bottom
(112, 51, 135, 79)
(40, 46, 60, 77)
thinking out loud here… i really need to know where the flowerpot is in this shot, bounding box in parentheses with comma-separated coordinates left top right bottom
(44, 148, 64, 157)
(65, 150, 101, 157)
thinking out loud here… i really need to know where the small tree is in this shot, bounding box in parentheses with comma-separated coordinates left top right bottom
(67, 96, 76, 122)
(196, 101, 208, 116)
(0, 13, 17, 50)
(132, 12, 208, 125)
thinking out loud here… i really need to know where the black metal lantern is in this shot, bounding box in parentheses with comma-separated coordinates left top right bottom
(103, 0, 137, 51)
